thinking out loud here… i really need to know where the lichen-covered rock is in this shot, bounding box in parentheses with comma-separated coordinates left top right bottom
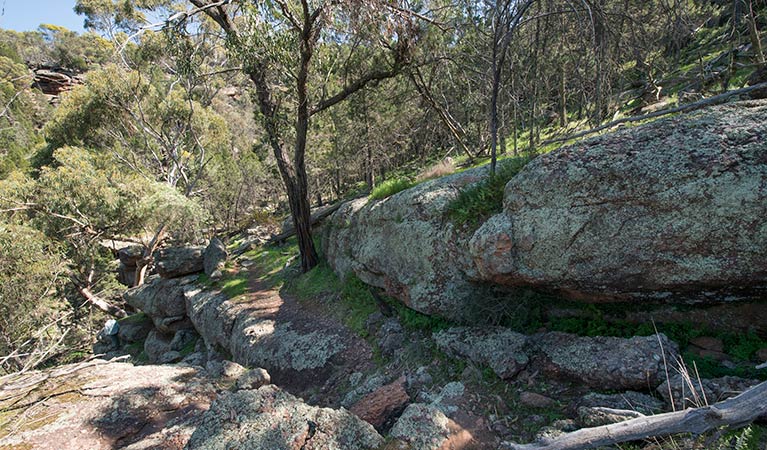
(657, 374, 760, 408)
(574, 391, 666, 426)
(124, 275, 197, 333)
(574, 391, 665, 415)
(531, 332, 678, 390)
(323, 167, 490, 320)
(203, 237, 227, 278)
(185, 385, 384, 450)
(155, 246, 204, 279)
(389, 403, 451, 450)
(183, 287, 236, 351)
(117, 314, 154, 343)
(144, 329, 173, 363)
(235, 368, 271, 390)
(0, 361, 216, 449)
(433, 327, 529, 379)
(473, 101, 767, 303)
(184, 286, 346, 379)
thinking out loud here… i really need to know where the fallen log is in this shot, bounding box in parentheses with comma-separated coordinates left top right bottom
(539, 81, 767, 147)
(267, 201, 345, 245)
(504, 380, 767, 450)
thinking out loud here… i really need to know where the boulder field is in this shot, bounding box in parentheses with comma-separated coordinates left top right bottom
(324, 100, 767, 322)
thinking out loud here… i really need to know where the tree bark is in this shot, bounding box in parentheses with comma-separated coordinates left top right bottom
(77, 286, 127, 318)
(505, 380, 767, 450)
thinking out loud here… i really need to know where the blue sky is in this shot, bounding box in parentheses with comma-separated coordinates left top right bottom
(0, 1, 85, 33)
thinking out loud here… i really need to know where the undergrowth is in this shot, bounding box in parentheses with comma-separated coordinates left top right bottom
(369, 177, 415, 200)
(288, 263, 452, 337)
(447, 156, 531, 228)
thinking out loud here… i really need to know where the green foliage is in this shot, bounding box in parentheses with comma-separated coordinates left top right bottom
(700, 425, 767, 450)
(0, 222, 67, 373)
(387, 300, 451, 333)
(447, 156, 531, 228)
(338, 275, 380, 337)
(369, 177, 416, 201)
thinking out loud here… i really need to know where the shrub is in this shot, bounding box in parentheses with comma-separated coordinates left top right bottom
(447, 156, 531, 228)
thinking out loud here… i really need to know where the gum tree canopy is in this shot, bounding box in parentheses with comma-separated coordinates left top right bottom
(183, 0, 423, 271)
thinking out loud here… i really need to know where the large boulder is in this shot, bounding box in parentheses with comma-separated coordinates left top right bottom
(472, 101, 767, 302)
(155, 246, 204, 279)
(124, 275, 196, 333)
(323, 167, 489, 320)
(185, 385, 384, 450)
(433, 327, 529, 379)
(203, 237, 227, 278)
(0, 361, 217, 449)
(531, 332, 678, 390)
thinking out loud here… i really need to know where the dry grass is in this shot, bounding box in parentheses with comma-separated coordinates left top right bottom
(416, 158, 456, 182)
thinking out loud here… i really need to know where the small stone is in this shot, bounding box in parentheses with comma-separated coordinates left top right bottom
(154, 246, 204, 279)
(235, 368, 271, 390)
(376, 318, 405, 356)
(221, 360, 247, 379)
(519, 391, 556, 409)
(433, 327, 528, 379)
(390, 403, 450, 450)
(756, 347, 767, 363)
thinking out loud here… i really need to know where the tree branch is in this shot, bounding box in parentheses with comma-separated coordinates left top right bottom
(310, 66, 401, 115)
(540, 81, 767, 147)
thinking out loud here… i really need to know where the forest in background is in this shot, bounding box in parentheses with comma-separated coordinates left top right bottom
(1, 0, 765, 373)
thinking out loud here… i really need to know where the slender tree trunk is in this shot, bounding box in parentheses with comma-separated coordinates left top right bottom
(747, 0, 765, 65)
(513, 101, 518, 156)
(363, 93, 374, 190)
(134, 223, 167, 287)
(490, 60, 501, 174)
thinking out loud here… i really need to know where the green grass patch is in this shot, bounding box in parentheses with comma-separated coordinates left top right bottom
(387, 300, 452, 333)
(220, 274, 249, 297)
(242, 238, 299, 288)
(179, 338, 198, 357)
(369, 177, 415, 200)
(287, 262, 341, 300)
(447, 156, 531, 228)
(338, 275, 380, 337)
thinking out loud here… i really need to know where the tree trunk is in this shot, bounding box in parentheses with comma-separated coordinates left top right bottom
(747, 0, 765, 65)
(490, 60, 501, 174)
(77, 285, 127, 318)
(291, 21, 320, 273)
(506, 380, 767, 450)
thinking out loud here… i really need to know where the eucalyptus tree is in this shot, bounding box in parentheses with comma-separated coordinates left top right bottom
(180, 0, 423, 272)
